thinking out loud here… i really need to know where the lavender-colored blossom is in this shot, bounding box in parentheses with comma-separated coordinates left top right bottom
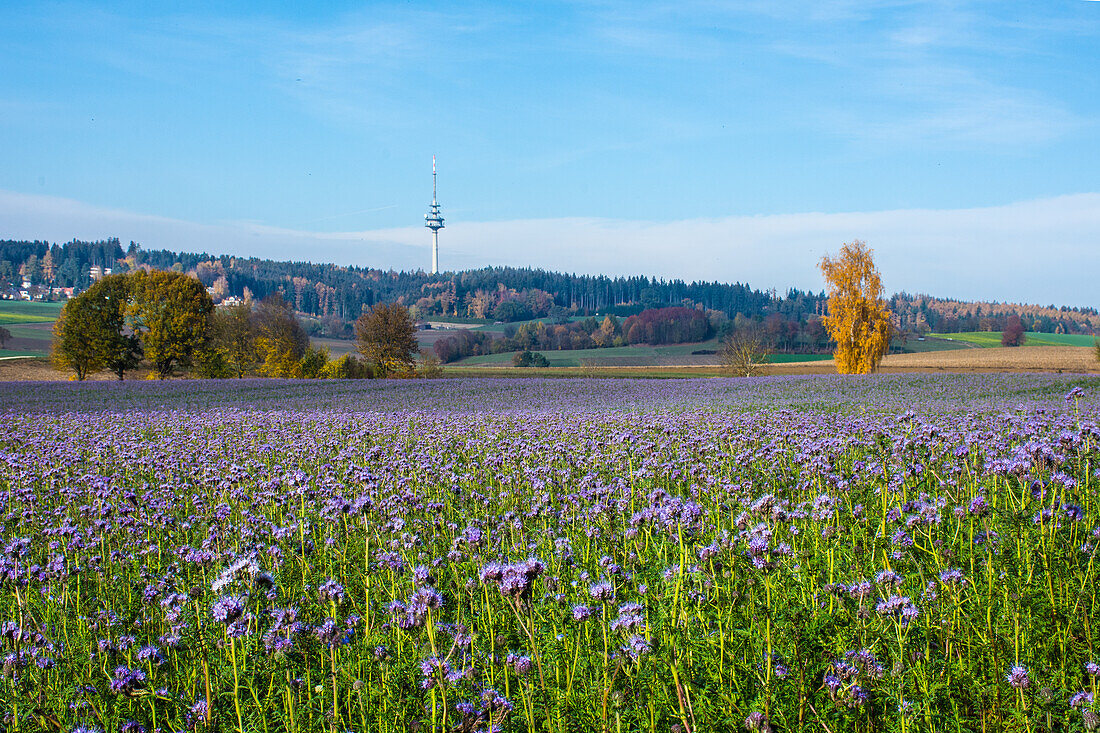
(1006, 665, 1030, 690)
(507, 652, 533, 676)
(211, 595, 245, 624)
(588, 581, 615, 602)
(318, 579, 345, 604)
(1072, 691, 1094, 709)
(744, 711, 769, 732)
(109, 665, 146, 695)
(480, 687, 513, 715)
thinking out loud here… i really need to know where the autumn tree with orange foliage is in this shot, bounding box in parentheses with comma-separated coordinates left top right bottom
(819, 240, 892, 374)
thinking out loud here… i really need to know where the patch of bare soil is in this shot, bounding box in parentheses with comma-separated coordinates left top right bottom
(769, 346, 1100, 374)
(0, 358, 155, 382)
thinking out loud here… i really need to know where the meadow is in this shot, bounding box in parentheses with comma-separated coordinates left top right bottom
(932, 332, 1098, 349)
(451, 341, 835, 368)
(1, 374, 1100, 732)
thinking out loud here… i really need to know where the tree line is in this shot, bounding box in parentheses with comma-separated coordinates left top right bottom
(4, 237, 1096, 341)
(52, 271, 431, 380)
(431, 306, 837, 364)
(2, 238, 826, 324)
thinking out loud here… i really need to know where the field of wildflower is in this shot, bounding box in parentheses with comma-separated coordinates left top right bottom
(2, 373, 1100, 733)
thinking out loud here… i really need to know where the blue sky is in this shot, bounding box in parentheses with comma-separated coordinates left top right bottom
(2, 1, 1099, 304)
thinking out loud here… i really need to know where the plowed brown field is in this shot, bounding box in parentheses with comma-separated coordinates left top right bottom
(767, 345, 1100, 374)
(2, 345, 1097, 381)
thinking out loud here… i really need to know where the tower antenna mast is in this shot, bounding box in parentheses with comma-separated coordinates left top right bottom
(425, 155, 444, 274)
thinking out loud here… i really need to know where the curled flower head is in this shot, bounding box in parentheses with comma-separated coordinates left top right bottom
(938, 569, 966, 585)
(313, 617, 340, 647)
(318, 579, 345, 604)
(211, 595, 245, 625)
(1006, 665, 1030, 690)
(622, 634, 651, 660)
(413, 565, 434, 586)
(875, 569, 904, 589)
(968, 496, 990, 517)
(136, 645, 164, 665)
(744, 711, 769, 732)
(1072, 691, 1094, 709)
(480, 687, 513, 715)
(506, 652, 533, 676)
(109, 665, 146, 696)
(588, 581, 615, 602)
(419, 656, 453, 689)
(496, 558, 546, 602)
(875, 594, 919, 625)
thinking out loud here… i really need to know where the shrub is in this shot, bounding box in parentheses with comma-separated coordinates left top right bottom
(719, 329, 770, 377)
(419, 354, 444, 379)
(1001, 315, 1026, 347)
(298, 345, 330, 379)
(512, 350, 550, 367)
(321, 353, 372, 379)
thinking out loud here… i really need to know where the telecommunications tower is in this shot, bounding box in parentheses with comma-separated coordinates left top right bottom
(425, 156, 444, 274)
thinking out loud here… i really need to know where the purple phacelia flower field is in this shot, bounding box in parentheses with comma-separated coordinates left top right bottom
(2, 374, 1100, 732)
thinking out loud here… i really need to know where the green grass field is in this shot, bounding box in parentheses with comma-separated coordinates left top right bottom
(453, 340, 833, 367)
(893, 336, 971, 353)
(0, 301, 63, 323)
(931, 331, 1098, 348)
(0, 313, 55, 325)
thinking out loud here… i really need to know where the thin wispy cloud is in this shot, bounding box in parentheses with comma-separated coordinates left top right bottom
(3, 189, 1098, 308)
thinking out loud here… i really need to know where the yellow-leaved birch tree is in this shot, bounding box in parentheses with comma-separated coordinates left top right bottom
(819, 240, 892, 374)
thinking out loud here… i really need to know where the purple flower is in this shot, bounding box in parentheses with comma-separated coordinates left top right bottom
(313, 617, 340, 646)
(507, 652, 533, 676)
(1006, 665, 1030, 690)
(569, 605, 593, 623)
(420, 656, 452, 690)
(318, 579, 345, 604)
(622, 634, 651, 660)
(109, 665, 146, 695)
(480, 687, 513, 715)
(875, 594, 919, 624)
(588, 581, 615, 602)
(744, 711, 769, 731)
(211, 595, 245, 624)
(875, 569, 904, 589)
(226, 614, 254, 638)
(939, 569, 966, 585)
(496, 558, 546, 602)
(611, 602, 645, 633)
(1072, 691, 1094, 709)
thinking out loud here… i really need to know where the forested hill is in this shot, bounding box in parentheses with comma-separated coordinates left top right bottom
(0, 238, 822, 322)
(2, 238, 1097, 335)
